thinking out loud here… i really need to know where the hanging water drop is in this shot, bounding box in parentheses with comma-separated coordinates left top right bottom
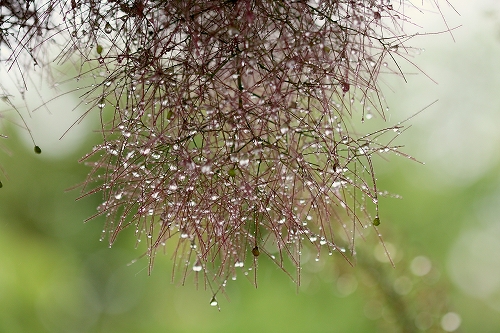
(373, 216, 380, 226)
(209, 296, 218, 307)
(97, 98, 106, 109)
(252, 246, 260, 257)
(193, 259, 202, 272)
(34, 145, 42, 154)
(104, 22, 113, 34)
(96, 44, 103, 55)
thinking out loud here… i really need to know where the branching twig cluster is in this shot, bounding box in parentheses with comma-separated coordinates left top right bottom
(0, 0, 446, 301)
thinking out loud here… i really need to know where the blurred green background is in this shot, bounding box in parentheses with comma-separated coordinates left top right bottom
(1, 1, 500, 332)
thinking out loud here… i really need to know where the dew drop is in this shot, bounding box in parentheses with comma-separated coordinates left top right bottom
(104, 22, 113, 34)
(96, 44, 103, 54)
(34, 145, 42, 154)
(252, 246, 260, 257)
(373, 216, 380, 226)
(193, 260, 202, 272)
(0, 181, 3, 188)
(209, 296, 218, 307)
(97, 98, 106, 109)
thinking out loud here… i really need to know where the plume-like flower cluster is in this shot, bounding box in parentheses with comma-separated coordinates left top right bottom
(1, 0, 426, 294)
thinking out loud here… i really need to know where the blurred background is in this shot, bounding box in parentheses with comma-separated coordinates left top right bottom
(1, 1, 499, 332)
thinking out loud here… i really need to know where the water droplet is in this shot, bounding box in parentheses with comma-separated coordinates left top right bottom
(227, 26, 239, 36)
(373, 216, 380, 226)
(114, 192, 123, 199)
(228, 168, 236, 177)
(96, 44, 103, 54)
(104, 22, 113, 34)
(0, 181, 3, 188)
(201, 164, 211, 174)
(97, 98, 106, 109)
(34, 145, 42, 154)
(193, 260, 202, 272)
(209, 296, 218, 306)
